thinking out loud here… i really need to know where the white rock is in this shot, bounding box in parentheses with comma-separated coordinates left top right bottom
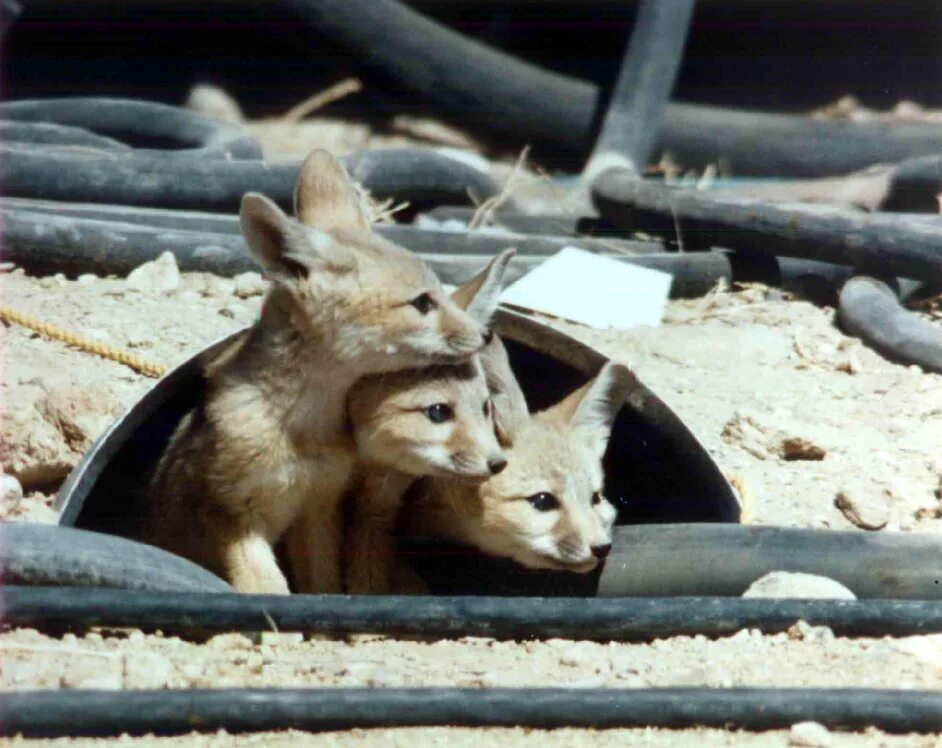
(742, 571, 856, 600)
(789, 721, 832, 747)
(234, 272, 267, 298)
(186, 83, 244, 125)
(77, 274, 98, 284)
(75, 674, 123, 691)
(559, 642, 602, 668)
(123, 651, 174, 688)
(0, 474, 23, 504)
(126, 252, 180, 293)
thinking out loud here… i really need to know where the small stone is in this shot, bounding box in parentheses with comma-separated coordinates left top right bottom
(786, 620, 835, 642)
(743, 571, 856, 600)
(835, 489, 890, 530)
(220, 304, 254, 325)
(186, 83, 244, 125)
(0, 474, 23, 504)
(123, 651, 174, 689)
(233, 272, 267, 298)
(126, 252, 180, 293)
(76, 273, 98, 284)
(894, 634, 942, 669)
(789, 721, 832, 747)
(780, 437, 826, 461)
(206, 633, 253, 651)
(259, 632, 303, 647)
(75, 674, 123, 691)
(559, 642, 602, 668)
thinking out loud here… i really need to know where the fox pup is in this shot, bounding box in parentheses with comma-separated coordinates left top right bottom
(401, 346, 632, 583)
(143, 149, 496, 594)
(284, 251, 514, 594)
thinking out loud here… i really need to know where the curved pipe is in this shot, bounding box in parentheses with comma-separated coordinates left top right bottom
(283, 0, 942, 175)
(2, 687, 942, 736)
(6, 586, 942, 642)
(592, 169, 942, 284)
(0, 98, 261, 159)
(0, 204, 729, 296)
(838, 276, 942, 373)
(0, 523, 230, 593)
(585, 0, 695, 177)
(0, 143, 501, 212)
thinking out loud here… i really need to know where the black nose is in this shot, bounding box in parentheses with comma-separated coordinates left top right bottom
(591, 543, 612, 559)
(488, 457, 507, 474)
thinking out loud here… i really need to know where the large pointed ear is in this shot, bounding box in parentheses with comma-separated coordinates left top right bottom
(479, 334, 529, 447)
(450, 248, 516, 325)
(552, 362, 634, 461)
(240, 192, 312, 283)
(294, 149, 372, 235)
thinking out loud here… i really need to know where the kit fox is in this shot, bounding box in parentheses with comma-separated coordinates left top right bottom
(144, 149, 499, 594)
(401, 353, 632, 583)
(285, 251, 515, 594)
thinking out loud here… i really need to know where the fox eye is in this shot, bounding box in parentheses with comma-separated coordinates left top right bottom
(592, 491, 603, 506)
(527, 492, 560, 512)
(483, 328, 494, 345)
(424, 403, 454, 423)
(410, 292, 436, 315)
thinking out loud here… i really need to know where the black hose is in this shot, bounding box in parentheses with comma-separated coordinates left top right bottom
(0, 204, 730, 296)
(597, 525, 942, 599)
(0, 121, 130, 150)
(0, 98, 261, 159)
(8, 586, 942, 642)
(838, 276, 942, 374)
(586, 0, 695, 177)
(591, 169, 942, 284)
(0, 143, 501, 212)
(4, 687, 942, 736)
(283, 0, 942, 176)
(0, 0, 20, 41)
(0, 523, 231, 593)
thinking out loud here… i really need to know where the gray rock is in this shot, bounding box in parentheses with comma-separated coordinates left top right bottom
(789, 721, 832, 747)
(126, 251, 180, 293)
(742, 571, 856, 600)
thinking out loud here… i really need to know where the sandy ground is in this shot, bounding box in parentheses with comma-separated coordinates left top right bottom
(4, 111, 942, 746)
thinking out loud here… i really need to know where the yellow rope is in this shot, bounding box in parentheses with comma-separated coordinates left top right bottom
(0, 305, 167, 378)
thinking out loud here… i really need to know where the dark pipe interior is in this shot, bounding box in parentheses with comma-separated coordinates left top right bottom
(70, 337, 738, 597)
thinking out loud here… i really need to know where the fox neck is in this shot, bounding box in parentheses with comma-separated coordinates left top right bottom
(405, 481, 478, 543)
(215, 287, 367, 449)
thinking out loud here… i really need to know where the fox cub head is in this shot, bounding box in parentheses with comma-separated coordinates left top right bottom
(348, 256, 515, 481)
(239, 149, 510, 371)
(429, 352, 633, 573)
(349, 357, 506, 481)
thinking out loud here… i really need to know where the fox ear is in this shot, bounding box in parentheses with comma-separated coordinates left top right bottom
(240, 192, 312, 283)
(479, 334, 529, 447)
(554, 362, 634, 461)
(294, 149, 372, 235)
(450, 248, 516, 325)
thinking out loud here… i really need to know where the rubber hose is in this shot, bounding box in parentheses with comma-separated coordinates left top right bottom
(585, 0, 695, 178)
(0, 523, 231, 593)
(838, 276, 942, 373)
(0, 0, 20, 41)
(0, 98, 261, 159)
(591, 169, 942, 284)
(0, 205, 730, 296)
(598, 525, 942, 599)
(282, 0, 942, 175)
(0, 121, 131, 150)
(3, 687, 942, 736)
(8, 586, 942, 642)
(0, 144, 501, 211)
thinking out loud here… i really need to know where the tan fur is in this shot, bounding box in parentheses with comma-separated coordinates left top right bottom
(143, 150, 490, 594)
(286, 251, 515, 595)
(402, 357, 634, 584)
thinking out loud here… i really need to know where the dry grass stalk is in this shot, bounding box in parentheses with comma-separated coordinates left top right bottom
(282, 78, 363, 124)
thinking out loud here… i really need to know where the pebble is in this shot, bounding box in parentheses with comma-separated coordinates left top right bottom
(206, 633, 254, 651)
(77, 274, 98, 284)
(743, 571, 856, 600)
(834, 489, 890, 530)
(123, 651, 175, 688)
(126, 252, 180, 293)
(559, 642, 603, 668)
(0, 474, 23, 504)
(233, 272, 267, 298)
(789, 721, 832, 747)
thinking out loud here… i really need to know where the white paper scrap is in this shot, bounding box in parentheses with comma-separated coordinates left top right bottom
(499, 246, 671, 329)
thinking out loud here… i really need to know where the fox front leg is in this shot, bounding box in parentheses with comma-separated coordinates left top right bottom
(283, 498, 345, 593)
(218, 527, 291, 595)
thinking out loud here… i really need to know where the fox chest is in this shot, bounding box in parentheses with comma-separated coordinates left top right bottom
(230, 447, 357, 539)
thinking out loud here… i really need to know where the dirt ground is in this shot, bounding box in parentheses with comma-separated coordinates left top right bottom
(4, 108, 942, 746)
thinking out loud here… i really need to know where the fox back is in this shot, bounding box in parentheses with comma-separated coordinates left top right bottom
(406, 359, 633, 575)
